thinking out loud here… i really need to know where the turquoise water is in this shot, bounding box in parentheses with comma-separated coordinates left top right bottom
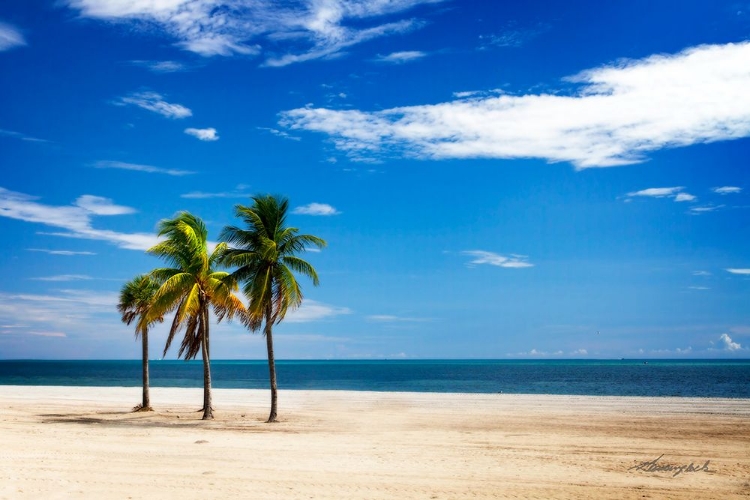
(1, 359, 749, 397)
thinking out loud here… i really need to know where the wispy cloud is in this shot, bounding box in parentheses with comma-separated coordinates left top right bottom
(674, 193, 696, 202)
(293, 203, 341, 216)
(180, 187, 250, 200)
(712, 186, 742, 195)
(375, 50, 426, 64)
(479, 22, 550, 49)
(690, 204, 724, 214)
(0, 289, 119, 338)
(0, 21, 26, 51)
(508, 348, 565, 357)
(627, 187, 684, 198)
(366, 315, 431, 322)
(65, 0, 442, 66)
(627, 187, 697, 202)
(180, 185, 251, 199)
(31, 274, 93, 282)
(726, 268, 750, 275)
(0, 187, 158, 251)
(185, 127, 219, 141)
(28, 249, 97, 256)
(257, 127, 301, 141)
(647, 346, 694, 356)
(115, 91, 192, 119)
(692, 270, 711, 276)
(130, 59, 187, 73)
(0, 129, 48, 143)
(74, 195, 135, 215)
(93, 160, 195, 176)
(462, 250, 534, 268)
(281, 42, 750, 169)
(284, 300, 351, 323)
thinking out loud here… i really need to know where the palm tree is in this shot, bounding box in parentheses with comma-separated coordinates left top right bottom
(118, 274, 162, 411)
(147, 211, 246, 420)
(220, 195, 326, 422)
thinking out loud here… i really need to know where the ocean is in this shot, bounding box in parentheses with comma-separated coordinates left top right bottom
(1, 359, 749, 397)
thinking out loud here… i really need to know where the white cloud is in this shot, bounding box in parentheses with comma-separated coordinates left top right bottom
(75, 195, 136, 215)
(42, 229, 159, 251)
(262, 18, 418, 68)
(719, 333, 742, 351)
(93, 160, 195, 176)
(31, 274, 93, 282)
(509, 348, 565, 357)
(284, 300, 351, 323)
(630, 188, 677, 198)
(726, 268, 750, 275)
(65, 0, 441, 66)
(0, 22, 25, 51)
(626, 187, 696, 203)
(0, 186, 158, 251)
(281, 42, 750, 168)
(185, 127, 219, 141)
(712, 186, 742, 195)
(462, 250, 533, 268)
(570, 349, 588, 355)
(674, 192, 696, 202)
(647, 346, 693, 355)
(687, 286, 710, 290)
(627, 187, 684, 198)
(116, 91, 192, 119)
(376, 50, 426, 63)
(23, 331, 67, 338)
(293, 203, 341, 216)
(690, 204, 724, 214)
(28, 249, 97, 256)
(131, 59, 186, 72)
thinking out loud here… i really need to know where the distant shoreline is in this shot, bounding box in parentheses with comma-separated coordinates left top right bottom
(1, 359, 748, 398)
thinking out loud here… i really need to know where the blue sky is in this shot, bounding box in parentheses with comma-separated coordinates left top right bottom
(1, 0, 749, 360)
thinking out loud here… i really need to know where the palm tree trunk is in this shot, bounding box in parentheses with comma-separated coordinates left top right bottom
(141, 329, 151, 410)
(201, 306, 214, 420)
(265, 307, 278, 423)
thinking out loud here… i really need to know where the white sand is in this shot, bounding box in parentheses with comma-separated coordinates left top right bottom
(1, 386, 749, 499)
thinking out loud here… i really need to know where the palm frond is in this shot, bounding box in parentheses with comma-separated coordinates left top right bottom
(281, 255, 320, 285)
(219, 194, 324, 336)
(118, 274, 161, 338)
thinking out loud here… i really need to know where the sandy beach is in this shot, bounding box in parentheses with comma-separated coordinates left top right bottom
(1, 386, 748, 499)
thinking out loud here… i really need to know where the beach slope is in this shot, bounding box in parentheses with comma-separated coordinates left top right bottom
(1, 386, 748, 499)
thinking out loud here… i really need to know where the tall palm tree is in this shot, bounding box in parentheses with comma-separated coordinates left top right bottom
(220, 195, 326, 422)
(147, 211, 246, 420)
(118, 274, 162, 411)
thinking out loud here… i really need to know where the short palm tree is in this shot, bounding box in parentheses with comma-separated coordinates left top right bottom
(118, 274, 162, 411)
(220, 195, 326, 422)
(147, 211, 246, 420)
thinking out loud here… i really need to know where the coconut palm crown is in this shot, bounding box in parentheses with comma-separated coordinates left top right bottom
(118, 274, 162, 411)
(147, 211, 245, 420)
(219, 195, 326, 422)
